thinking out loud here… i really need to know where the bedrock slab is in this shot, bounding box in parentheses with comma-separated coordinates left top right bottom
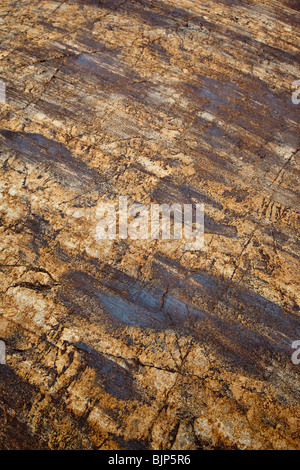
(0, 0, 299, 449)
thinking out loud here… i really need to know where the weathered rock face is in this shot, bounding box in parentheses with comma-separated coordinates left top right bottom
(0, 0, 299, 450)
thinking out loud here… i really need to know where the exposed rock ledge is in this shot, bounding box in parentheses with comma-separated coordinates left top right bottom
(0, 0, 299, 450)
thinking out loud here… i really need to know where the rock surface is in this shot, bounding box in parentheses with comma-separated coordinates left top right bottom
(0, 0, 299, 450)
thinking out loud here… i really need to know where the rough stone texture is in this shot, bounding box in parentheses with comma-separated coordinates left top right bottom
(0, 0, 299, 450)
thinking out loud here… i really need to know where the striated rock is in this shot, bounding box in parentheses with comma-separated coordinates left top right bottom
(0, 0, 299, 450)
